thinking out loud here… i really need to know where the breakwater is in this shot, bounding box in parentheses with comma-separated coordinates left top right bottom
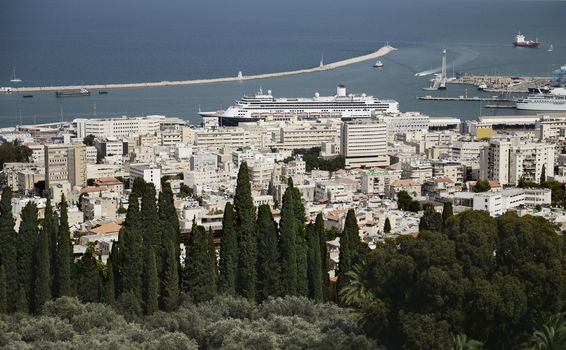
(2, 45, 396, 93)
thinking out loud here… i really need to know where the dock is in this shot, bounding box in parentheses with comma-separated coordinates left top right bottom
(448, 75, 552, 93)
(1, 45, 396, 94)
(418, 95, 515, 102)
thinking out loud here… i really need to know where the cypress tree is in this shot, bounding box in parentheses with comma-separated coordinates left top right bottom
(141, 183, 161, 257)
(77, 245, 100, 303)
(158, 183, 180, 311)
(208, 227, 218, 286)
(306, 223, 323, 301)
(142, 246, 159, 315)
(55, 195, 72, 297)
(16, 202, 39, 312)
(279, 187, 297, 295)
(256, 204, 280, 302)
(384, 217, 392, 234)
(337, 209, 363, 293)
(109, 240, 122, 297)
(218, 203, 237, 294)
(315, 213, 329, 301)
(43, 196, 58, 294)
(120, 194, 143, 301)
(442, 202, 453, 226)
(33, 227, 51, 313)
(419, 203, 443, 232)
(290, 181, 308, 297)
(183, 222, 216, 303)
(160, 239, 179, 311)
(234, 162, 256, 300)
(0, 265, 6, 314)
(101, 256, 115, 304)
(0, 187, 17, 311)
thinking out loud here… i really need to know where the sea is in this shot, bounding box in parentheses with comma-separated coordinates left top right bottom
(0, 0, 565, 128)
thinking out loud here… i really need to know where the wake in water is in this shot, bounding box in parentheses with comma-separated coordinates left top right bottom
(414, 47, 480, 77)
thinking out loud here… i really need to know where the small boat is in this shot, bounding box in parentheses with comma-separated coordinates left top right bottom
(548, 44, 553, 52)
(98, 91, 109, 95)
(373, 60, 384, 68)
(10, 67, 22, 83)
(478, 83, 488, 91)
(22, 94, 33, 98)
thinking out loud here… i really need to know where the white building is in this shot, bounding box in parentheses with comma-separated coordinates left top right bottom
(455, 188, 551, 216)
(74, 115, 185, 139)
(129, 163, 162, 191)
(341, 119, 388, 169)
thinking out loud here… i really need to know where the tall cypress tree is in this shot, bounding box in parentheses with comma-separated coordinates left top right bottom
(315, 213, 329, 301)
(279, 187, 297, 295)
(256, 204, 280, 302)
(77, 245, 100, 303)
(141, 183, 161, 257)
(208, 227, 218, 287)
(43, 196, 58, 295)
(290, 181, 308, 296)
(16, 202, 39, 312)
(101, 256, 115, 304)
(0, 265, 6, 314)
(218, 203, 237, 295)
(306, 223, 323, 301)
(158, 183, 180, 311)
(55, 195, 72, 297)
(337, 209, 363, 293)
(109, 240, 122, 297)
(234, 162, 256, 300)
(33, 225, 51, 313)
(0, 187, 18, 311)
(384, 217, 392, 234)
(120, 194, 143, 301)
(142, 246, 159, 315)
(183, 222, 216, 303)
(442, 202, 453, 226)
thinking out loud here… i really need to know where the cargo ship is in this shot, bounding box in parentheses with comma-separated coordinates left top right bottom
(55, 88, 90, 98)
(512, 32, 540, 48)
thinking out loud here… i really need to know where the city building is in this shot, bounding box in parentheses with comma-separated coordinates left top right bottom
(341, 119, 388, 169)
(129, 163, 162, 191)
(44, 143, 87, 188)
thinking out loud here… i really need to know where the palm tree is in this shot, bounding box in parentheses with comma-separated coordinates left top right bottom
(452, 334, 483, 350)
(338, 264, 373, 308)
(524, 313, 566, 350)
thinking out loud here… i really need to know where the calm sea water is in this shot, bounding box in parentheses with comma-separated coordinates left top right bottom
(0, 0, 565, 127)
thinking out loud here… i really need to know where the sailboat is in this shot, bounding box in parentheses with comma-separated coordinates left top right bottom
(373, 60, 384, 68)
(548, 44, 554, 52)
(10, 67, 22, 83)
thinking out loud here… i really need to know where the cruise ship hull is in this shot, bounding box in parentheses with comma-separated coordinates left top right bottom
(516, 99, 566, 111)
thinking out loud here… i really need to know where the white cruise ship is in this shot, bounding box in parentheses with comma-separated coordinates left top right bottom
(516, 88, 566, 111)
(200, 85, 399, 126)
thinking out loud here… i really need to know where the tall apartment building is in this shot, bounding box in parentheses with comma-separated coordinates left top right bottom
(278, 124, 339, 150)
(129, 164, 162, 191)
(480, 140, 554, 185)
(341, 119, 388, 169)
(44, 144, 87, 188)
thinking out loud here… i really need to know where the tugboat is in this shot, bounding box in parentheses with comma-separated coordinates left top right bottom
(373, 60, 384, 68)
(55, 87, 90, 98)
(512, 32, 540, 48)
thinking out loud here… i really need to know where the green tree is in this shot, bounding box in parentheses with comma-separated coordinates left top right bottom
(54, 195, 72, 297)
(183, 222, 216, 303)
(83, 134, 95, 146)
(33, 226, 51, 313)
(451, 334, 483, 350)
(0, 265, 6, 314)
(339, 264, 373, 308)
(397, 190, 413, 211)
(119, 194, 143, 301)
(43, 196, 58, 290)
(383, 218, 392, 234)
(0, 142, 32, 168)
(77, 246, 100, 303)
(160, 239, 179, 311)
(255, 204, 280, 302)
(442, 202, 453, 225)
(337, 209, 365, 294)
(234, 162, 257, 300)
(279, 187, 298, 295)
(218, 203, 237, 295)
(306, 223, 323, 301)
(142, 246, 159, 315)
(16, 202, 39, 312)
(291, 181, 308, 297)
(473, 179, 491, 193)
(525, 313, 566, 350)
(408, 200, 422, 213)
(419, 203, 443, 232)
(0, 187, 17, 311)
(141, 183, 161, 254)
(315, 213, 329, 301)
(131, 177, 147, 198)
(101, 256, 115, 304)
(541, 164, 547, 184)
(158, 183, 180, 311)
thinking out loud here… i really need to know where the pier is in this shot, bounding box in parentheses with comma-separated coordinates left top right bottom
(1, 45, 396, 94)
(449, 75, 552, 93)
